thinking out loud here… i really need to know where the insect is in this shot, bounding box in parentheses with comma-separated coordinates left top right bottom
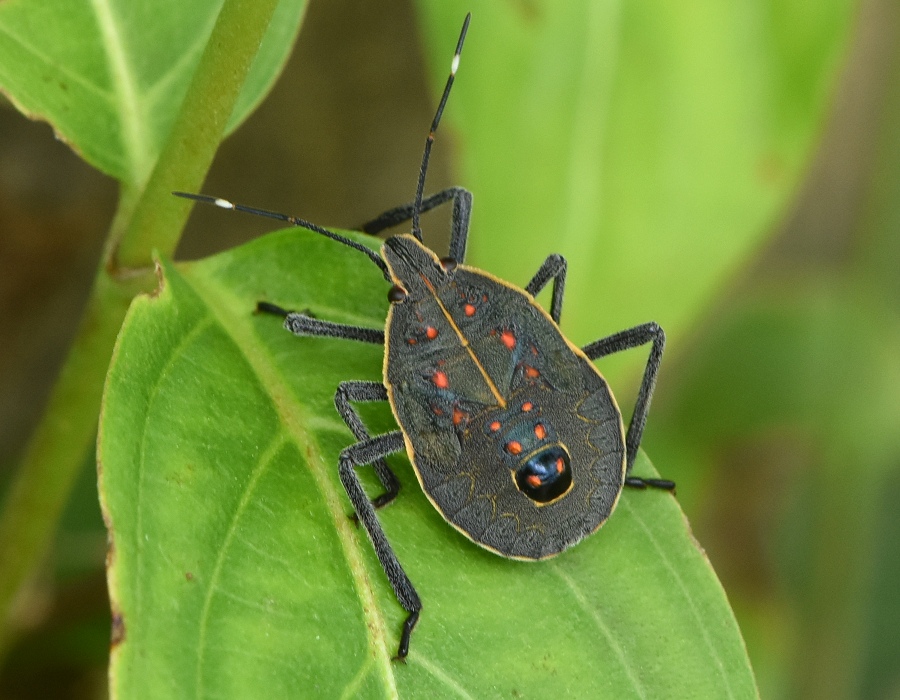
(176, 13, 675, 661)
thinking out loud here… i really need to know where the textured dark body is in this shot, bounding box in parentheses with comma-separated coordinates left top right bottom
(384, 235, 626, 560)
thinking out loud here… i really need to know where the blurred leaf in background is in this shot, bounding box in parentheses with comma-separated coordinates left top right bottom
(417, 0, 854, 368)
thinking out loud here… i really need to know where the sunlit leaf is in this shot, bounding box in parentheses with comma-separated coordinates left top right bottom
(100, 230, 757, 697)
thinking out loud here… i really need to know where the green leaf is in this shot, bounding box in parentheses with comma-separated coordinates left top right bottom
(415, 1, 854, 373)
(0, 0, 297, 651)
(0, 0, 305, 184)
(99, 231, 757, 698)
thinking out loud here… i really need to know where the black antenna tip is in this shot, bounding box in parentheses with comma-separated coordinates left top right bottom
(458, 13, 472, 50)
(453, 14, 472, 68)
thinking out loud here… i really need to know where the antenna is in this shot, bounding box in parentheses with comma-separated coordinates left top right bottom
(173, 14, 472, 275)
(411, 13, 471, 242)
(172, 192, 390, 279)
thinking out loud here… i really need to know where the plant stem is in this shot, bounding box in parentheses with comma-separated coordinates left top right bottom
(0, 0, 282, 651)
(115, 0, 283, 269)
(0, 267, 149, 652)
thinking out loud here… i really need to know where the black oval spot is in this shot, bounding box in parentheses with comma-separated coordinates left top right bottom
(515, 444, 572, 503)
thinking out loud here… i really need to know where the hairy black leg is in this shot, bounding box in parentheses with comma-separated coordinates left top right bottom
(284, 313, 385, 345)
(335, 382, 399, 508)
(582, 323, 671, 488)
(339, 431, 422, 660)
(624, 476, 676, 490)
(256, 301, 291, 317)
(524, 254, 567, 324)
(256, 301, 385, 345)
(358, 187, 473, 265)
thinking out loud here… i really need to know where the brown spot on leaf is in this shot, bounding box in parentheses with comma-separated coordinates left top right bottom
(111, 610, 126, 648)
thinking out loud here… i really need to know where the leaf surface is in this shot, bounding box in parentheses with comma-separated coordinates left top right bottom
(0, 0, 306, 183)
(100, 230, 757, 698)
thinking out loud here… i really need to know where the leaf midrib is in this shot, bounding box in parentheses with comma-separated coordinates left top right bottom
(184, 265, 400, 698)
(0, 21, 111, 101)
(89, 0, 151, 183)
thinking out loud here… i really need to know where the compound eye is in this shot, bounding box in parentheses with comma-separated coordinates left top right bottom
(515, 445, 572, 504)
(440, 257, 458, 272)
(388, 285, 408, 303)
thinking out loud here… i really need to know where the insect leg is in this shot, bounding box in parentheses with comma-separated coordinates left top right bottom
(339, 430, 422, 660)
(524, 254, 567, 324)
(335, 381, 400, 508)
(256, 302, 385, 345)
(624, 475, 677, 490)
(581, 322, 674, 490)
(357, 187, 473, 264)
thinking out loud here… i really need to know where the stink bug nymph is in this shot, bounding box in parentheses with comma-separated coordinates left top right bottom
(176, 13, 675, 661)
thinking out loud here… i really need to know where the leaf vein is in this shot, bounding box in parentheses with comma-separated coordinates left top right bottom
(622, 497, 737, 700)
(209, 583, 296, 620)
(194, 430, 288, 697)
(414, 656, 477, 700)
(339, 656, 375, 700)
(186, 269, 400, 696)
(135, 315, 215, 628)
(88, 0, 151, 182)
(0, 23, 113, 101)
(550, 563, 648, 698)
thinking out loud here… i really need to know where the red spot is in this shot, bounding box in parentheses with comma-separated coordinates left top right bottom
(556, 458, 565, 474)
(407, 338, 417, 345)
(433, 370, 449, 389)
(527, 474, 542, 488)
(453, 407, 467, 426)
(489, 421, 501, 432)
(506, 441, 523, 455)
(482, 294, 488, 302)
(432, 406, 444, 416)
(530, 345, 538, 356)
(426, 326, 438, 340)
(525, 366, 540, 378)
(522, 402, 533, 412)
(501, 330, 516, 349)
(534, 424, 546, 440)
(464, 303, 476, 317)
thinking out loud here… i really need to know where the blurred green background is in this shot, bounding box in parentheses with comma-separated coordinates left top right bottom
(1, 0, 898, 697)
